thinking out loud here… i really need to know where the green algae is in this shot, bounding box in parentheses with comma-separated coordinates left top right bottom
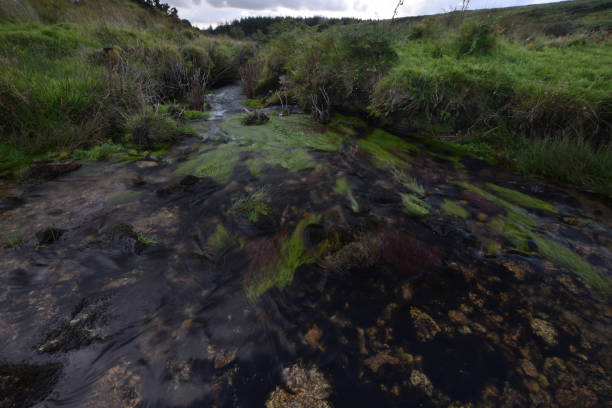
(458, 182, 536, 226)
(334, 176, 359, 213)
(357, 129, 418, 169)
(107, 190, 142, 205)
(491, 216, 610, 293)
(247, 147, 315, 176)
(207, 224, 236, 251)
(174, 142, 240, 184)
(392, 169, 425, 195)
(486, 183, 557, 214)
(400, 193, 431, 216)
(230, 187, 270, 223)
(442, 199, 468, 218)
(245, 216, 321, 301)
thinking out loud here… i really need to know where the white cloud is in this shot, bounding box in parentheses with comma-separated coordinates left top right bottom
(169, 0, 558, 28)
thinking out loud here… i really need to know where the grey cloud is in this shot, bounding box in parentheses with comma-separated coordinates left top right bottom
(204, 0, 347, 11)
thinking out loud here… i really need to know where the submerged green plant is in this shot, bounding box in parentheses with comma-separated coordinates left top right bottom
(334, 176, 359, 213)
(400, 193, 430, 216)
(174, 142, 240, 184)
(206, 223, 236, 252)
(136, 232, 159, 246)
(230, 187, 270, 223)
(392, 169, 425, 195)
(441, 199, 468, 218)
(458, 182, 535, 226)
(245, 216, 321, 301)
(486, 183, 557, 214)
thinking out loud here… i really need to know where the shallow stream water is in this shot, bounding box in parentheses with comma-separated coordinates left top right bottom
(1, 85, 611, 408)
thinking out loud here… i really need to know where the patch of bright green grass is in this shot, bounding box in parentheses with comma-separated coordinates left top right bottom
(241, 99, 264, 109)
(400, 193, 430, 216)
(184, 110, 210, 120)
(334, 176, 359, 212)
(441, 199, 468, 218)
(486, 183, 557, 214)
(72, 143, 125, 162)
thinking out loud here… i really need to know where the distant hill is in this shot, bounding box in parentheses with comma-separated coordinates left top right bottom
(0, 0, 191, 31)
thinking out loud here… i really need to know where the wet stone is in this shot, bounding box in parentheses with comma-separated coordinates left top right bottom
(410, 307, 441, 342)
(410, 370, 434, 397)
(0, 196, 24, 213)
(35, 227, 66, 245)
(266, 364, 332, 408)
(29, 161, 81, 179)
(530, 318, 559, 346)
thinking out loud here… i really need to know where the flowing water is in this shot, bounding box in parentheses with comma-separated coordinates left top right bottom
(1, 85, 611, 408)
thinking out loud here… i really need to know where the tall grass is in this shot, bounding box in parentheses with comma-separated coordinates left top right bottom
(514, 136, 612, 196)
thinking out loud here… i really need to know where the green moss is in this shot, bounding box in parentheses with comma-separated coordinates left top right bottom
(207, 223, 235, 251)
(174, 142, 240, 184)
(400, 193, 430, 216)
(334, 176, 359, 212)
(442, 199, 468, 218)
(107, 190, 142, 205)
(136, 232, 159, 245)
(458, 182, 535, 226)
(230, 187, 271, 223)
(486, 183, 557, 214)
(248, 147, 315, 176)
(184, 110, 210, 120)
(245, 216, 321, 301)
(241, 99, 264, 109)
(72, 143, 125, 162)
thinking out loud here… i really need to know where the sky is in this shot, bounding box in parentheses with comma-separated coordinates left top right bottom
(168, 0, 556, 28)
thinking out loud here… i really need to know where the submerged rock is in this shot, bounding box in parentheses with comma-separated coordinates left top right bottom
(266, 364, 332, 408)
(0, 363, 62, 407)
(410, 307, 441, 342)
(530, 318, 558, 346)
(29, 161, 81, 179)
(0, 196, 24, 213)
(364, 352, 400, 373)
(410, 370, 434, 397)
(35, 227, 66, 245)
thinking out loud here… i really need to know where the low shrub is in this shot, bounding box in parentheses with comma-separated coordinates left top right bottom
(125, 109, 185, 147)
(456, 23, 498, 56)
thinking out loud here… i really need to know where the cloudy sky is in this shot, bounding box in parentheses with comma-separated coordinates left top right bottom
(168, 0, 556, 28)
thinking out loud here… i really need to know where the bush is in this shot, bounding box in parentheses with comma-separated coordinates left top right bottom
(456, 23, 497, 56)
(125, 109, 184, 147)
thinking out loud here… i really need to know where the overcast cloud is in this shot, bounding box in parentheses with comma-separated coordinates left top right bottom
(168, 0, 555, 28)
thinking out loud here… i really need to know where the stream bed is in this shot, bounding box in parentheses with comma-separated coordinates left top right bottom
(1, 85, 611, 408)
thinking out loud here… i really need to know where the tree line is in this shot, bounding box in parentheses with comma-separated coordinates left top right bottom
(204, 16, 363, 39)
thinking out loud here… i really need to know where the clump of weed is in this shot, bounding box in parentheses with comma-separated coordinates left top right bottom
(125, 108, 186, 148)
(230, 187, 270, 223)
(242, 110, 270, 126)
(206, 223, 236, 252)
(72, 142, 124, 161)
(456, 23, 498, 56)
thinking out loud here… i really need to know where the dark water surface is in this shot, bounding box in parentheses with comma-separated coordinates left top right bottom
(1, 85, 611, 408)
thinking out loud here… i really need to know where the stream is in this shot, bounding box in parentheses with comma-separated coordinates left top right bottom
(1, 84, 611, 408)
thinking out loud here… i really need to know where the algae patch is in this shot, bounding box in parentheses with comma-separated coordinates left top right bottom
(174, 142, 240, 184)
(334, 176, 359, 213)
(401, 193, 430, 216)
(442, 199, 468, 218)
(486, 183, 557, 214)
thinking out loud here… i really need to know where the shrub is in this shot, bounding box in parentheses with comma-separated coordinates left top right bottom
(125, 109, 184, 148)
(456, 23, 497, 56)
